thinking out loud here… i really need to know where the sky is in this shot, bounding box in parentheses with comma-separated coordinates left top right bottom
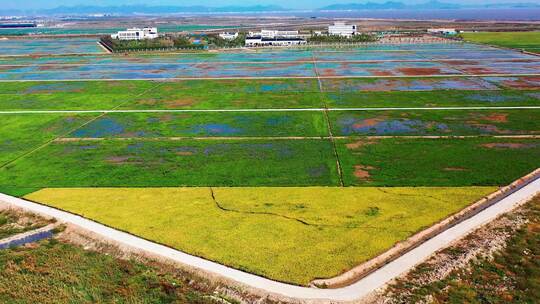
(2, 0, 534, 10)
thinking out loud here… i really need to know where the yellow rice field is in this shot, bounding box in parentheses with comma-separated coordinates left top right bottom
(25, 186, 496, 285)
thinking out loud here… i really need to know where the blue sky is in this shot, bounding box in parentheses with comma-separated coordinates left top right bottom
(4, 1, 532, 10)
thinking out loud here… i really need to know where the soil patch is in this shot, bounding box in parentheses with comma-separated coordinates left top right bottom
(481, 142, 536, 149)
(443, 167, 469, 172)
(481, 113, 509, 123)
(105, 156, 131, 164)
(397, 67, 444, 76)
(354, 165, 375, 180)
(346, 140, 377, 150)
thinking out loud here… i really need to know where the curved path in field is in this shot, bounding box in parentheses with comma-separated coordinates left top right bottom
(1, 177, 539, 302)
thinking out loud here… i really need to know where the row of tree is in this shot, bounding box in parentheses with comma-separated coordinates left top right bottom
(308, 33, 378, 43)
(101, 32, 379, 52)
(100, 35, 206, 52)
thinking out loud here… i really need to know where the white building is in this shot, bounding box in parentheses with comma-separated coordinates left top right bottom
(328, 22, 357, 37)
(245, 29, 305, 47)
(427, 28, 458, 35)
(219, 32, 239, 40)
(248, 30, 300, 39)
(245, 36, 306, 47)
(111, 27, 159, 40)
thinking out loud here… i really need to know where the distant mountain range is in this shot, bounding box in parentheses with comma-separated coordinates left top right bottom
(319, 1, 539, 11)
(2, 1, 540, 16)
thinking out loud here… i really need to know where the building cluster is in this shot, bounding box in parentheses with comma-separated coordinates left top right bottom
(110, 21, 362, 47)
(244, 30, 307, 47)
(239, 22, 359, 47)
(218, 32, 239, 40)
(111, 27, 159, 40)
(427, 28, 458, 35)
(328, 22, 358, 37)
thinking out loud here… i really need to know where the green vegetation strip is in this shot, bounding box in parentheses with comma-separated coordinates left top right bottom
(461, 32, 540, 54)
(25, 186, 495, 285)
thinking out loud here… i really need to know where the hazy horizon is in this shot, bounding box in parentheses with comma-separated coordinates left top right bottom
(4, 0, 538, 10)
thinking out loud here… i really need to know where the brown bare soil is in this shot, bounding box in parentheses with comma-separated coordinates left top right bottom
(105, 156, 131, 164)
(352, 118, 385, 129)
(443, 167, 469, 171)
(397, 67, 444, 76)
(370, 70, 395, 77)
(480, 113, 509, 123)
(354, 165, 375, 180)
(481, 142, 536, 149)
(346, 140, 377, 150)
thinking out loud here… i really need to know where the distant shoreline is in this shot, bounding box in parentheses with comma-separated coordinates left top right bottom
(2, 8, 540, 22)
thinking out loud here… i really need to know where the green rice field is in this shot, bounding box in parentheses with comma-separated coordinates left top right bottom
(462, 31, 540, 54)
(1, 79, 539, 111)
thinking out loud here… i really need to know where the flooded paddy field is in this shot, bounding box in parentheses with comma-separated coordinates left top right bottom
(68, 111, 329, 138)
(321, 77, 499, 91)
(0, 42, 539, 80)
(324, 89, 540, 108)
(0, 38, 103, 56)
(330, 110, 540, 136)
(1, 78, 539, 111)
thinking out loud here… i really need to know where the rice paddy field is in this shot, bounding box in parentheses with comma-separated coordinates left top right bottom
(0, 41, 539, 80)
(462, 31, 540, 54)
(0, 39, 539, 286)
(0, 38, 104, 56)
(25, 187, 496, 285)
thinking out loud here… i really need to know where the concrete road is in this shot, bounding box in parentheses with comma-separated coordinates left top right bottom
(0, 177, 539, 302)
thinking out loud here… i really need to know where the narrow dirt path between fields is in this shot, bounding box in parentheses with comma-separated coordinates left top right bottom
(2, 106, 540, 114)
(312, 53, 345, 187)
(52, 135, 540, 142)
(1, 73, 540, 82)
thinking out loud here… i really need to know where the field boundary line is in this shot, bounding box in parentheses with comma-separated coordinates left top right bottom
(1, 106, 540, 114)
(313, 53, 344, 187)
(3, 57, 538, 67)
(52, 135, 540, 142)
(1, 73, 540, 82)
(0, 83, 163, 170)
(0, 172, 539, 302)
